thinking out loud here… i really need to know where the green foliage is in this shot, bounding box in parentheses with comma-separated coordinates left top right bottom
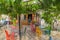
(42, 12, 53, 24)
(14, 0, 40, 13)
(40, 0, 60, 25)
(45, 25, 51, 31)
(0, 0, 14, 14)
(9, 13, 17, 19)
(0, 0, 60, 20)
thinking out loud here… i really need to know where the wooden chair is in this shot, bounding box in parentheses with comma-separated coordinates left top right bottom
(5, 30, 15, 40)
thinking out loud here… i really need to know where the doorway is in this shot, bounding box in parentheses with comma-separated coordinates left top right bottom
(28, 14, 32, 23)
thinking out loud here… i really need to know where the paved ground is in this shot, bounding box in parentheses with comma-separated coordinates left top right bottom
(0, 25, 60, 40)
(21, 25, 60, 40)
(0, 25, 19, 40)
(21, 25, 49, 40)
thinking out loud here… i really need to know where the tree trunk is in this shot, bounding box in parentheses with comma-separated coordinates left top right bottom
(18, 14, 21, 40)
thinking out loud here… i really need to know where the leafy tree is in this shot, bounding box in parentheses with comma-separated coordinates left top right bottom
(0, 0, 60, 38)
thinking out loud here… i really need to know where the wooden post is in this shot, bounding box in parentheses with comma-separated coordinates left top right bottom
(32, 14, 34, 22)
(26, 14, 28, 25)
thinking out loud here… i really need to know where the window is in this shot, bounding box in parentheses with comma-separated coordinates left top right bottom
(24, 15, 26, 20)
